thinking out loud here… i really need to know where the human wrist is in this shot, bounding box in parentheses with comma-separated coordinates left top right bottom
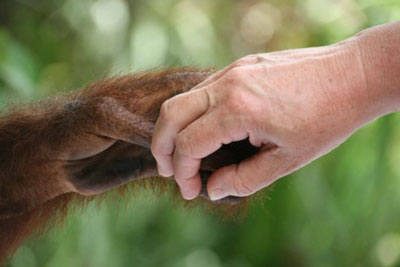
(353, 21, 400, 117)
(312, 40, 373, 130)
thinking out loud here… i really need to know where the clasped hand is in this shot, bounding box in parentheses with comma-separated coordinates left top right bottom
(151, 37, 383, 201)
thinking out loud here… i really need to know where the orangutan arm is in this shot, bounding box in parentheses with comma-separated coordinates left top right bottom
(0, 68, 213, 262)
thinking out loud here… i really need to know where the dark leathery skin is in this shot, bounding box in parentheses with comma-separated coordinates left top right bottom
(67, 139, 259, 204)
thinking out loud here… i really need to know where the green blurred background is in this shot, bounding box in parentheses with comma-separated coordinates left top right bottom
(1, 0, 400, 266)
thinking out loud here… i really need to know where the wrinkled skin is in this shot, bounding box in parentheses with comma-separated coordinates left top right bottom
(151, 22, 400, 201)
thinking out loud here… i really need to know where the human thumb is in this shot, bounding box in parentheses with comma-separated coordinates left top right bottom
(207, 150, 290, 201)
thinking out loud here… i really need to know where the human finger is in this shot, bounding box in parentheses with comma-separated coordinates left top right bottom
(207, 148, 290, 200)
(173, 109, 249, 199)
(151, 88, 210, 177)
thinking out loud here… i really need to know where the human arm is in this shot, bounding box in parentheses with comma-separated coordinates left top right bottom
(151, 21, 400, 200)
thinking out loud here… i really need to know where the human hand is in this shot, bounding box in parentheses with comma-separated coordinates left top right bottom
(151, 38, 387, 201)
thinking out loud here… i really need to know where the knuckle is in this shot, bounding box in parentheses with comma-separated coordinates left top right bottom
(150, 141, 161, 157)
(225, 88, 253, 114)
(175, 131, 194, 157)
(230, 55, 258, 69)
(150, 136, 171, 158)
(159, 100, 173, 121)
(230, 59, 246, 69)
(240, 54, 261, 65)
(232, 171, 254, 197)
(224, 67, 246, 83)
(250, 54, 264, 63)
(176, 164, 197, 181)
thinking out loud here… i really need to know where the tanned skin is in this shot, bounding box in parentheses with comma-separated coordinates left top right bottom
(0, 68, 259, 263)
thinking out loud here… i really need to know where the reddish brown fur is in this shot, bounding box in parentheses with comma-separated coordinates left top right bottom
(0, 68, 258, 264)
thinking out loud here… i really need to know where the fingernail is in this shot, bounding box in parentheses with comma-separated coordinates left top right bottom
(157, 164, 173, 177)
(209, 188, 226, 201)
(182, 190, 196, 200)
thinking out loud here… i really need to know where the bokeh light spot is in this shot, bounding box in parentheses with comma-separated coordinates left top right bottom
(90, 0, 129, 34)
(376, 233, 400, 266)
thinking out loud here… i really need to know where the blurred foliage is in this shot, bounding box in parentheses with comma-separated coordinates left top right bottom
(1, 0, 400, 266)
